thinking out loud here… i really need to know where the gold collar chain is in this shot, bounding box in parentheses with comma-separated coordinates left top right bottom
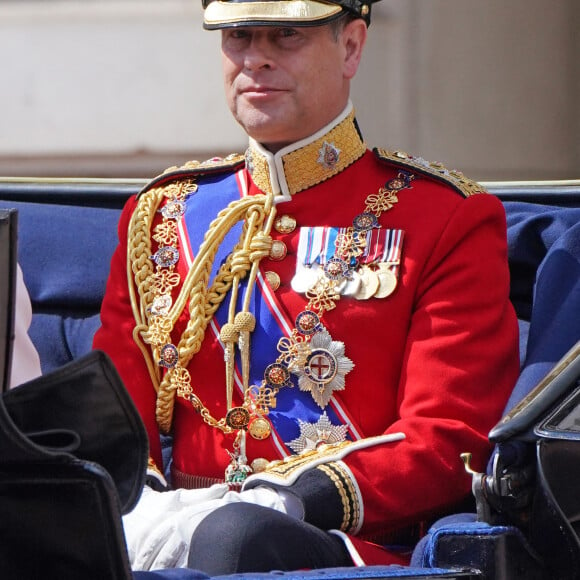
(129, 167, 415, 486)
(221, 170, 415, 483)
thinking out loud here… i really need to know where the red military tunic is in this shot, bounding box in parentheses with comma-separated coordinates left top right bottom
(94, 108, 519, 560)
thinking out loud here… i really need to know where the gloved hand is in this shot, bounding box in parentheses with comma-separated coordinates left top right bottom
(123, 483, 293, 570)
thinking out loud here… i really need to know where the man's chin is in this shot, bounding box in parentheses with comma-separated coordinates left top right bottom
(237, 116, 291, 147)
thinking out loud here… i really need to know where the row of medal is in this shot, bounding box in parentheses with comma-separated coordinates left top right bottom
(291, 226, 405, 300)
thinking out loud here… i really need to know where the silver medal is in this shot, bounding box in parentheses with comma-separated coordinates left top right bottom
(336, 270, 361, 296)
(291, 263, 322, 293)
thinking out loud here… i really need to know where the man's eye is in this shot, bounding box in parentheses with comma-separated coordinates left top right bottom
(278, 28, 298, 38)
(223, 28, 251, 42)
(230, 30, 250, 39)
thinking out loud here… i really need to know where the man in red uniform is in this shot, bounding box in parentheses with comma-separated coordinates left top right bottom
(94, 0, 519, 573)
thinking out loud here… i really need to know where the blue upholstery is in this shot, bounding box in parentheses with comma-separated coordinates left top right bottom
(410, 516, 539, 577)
(134, 572, 209, 580)
(0, 199, 120, 374)
(134, 566, 471, 579)
(503, 202, 580, 414)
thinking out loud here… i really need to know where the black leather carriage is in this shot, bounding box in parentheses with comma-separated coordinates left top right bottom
(1, 177, 579, 580)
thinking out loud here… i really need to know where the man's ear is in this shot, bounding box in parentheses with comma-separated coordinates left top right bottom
(343, 19, 368, 80)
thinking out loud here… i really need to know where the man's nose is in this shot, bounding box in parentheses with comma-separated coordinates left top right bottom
(243, 36, 274, 70)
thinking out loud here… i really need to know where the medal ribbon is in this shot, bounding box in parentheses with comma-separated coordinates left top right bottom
(297, 227, 405, 268)
(380, 229, 404, 276)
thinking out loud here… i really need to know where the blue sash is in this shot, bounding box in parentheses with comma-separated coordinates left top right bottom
(182, 173, 357, 455)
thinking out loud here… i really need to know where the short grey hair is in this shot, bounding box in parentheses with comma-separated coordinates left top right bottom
(328, 12, 358, 41)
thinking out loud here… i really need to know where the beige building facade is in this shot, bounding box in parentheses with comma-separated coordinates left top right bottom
(0, 0, 578, 180)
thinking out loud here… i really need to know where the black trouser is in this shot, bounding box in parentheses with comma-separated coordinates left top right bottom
(188, 503, 352, 575)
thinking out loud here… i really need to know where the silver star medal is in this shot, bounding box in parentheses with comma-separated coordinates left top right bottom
(287, 412, 349, 454)
(294, 329, 354, 408)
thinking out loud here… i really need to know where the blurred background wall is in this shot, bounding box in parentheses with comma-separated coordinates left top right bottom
(0, 0, 578, 180)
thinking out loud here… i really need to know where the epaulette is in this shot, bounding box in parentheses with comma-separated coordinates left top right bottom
(139, 153, 246, 196)
(374, 148, 487, 198)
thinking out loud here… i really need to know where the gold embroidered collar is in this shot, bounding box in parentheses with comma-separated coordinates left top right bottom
(246, 102, 367, 201)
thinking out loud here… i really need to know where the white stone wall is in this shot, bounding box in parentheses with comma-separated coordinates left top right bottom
(0, 0, 578, 179)
(0, 1, 240, 155)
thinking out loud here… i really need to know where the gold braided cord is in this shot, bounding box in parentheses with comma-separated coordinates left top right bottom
(129, 187, 275, 433)
(224, 205, 266, 406)
(129, 187, 262, 338)
(227, 208, 260, 323)
(167, 195, 268, 326)
(127, 185, 170, 392)
(173, 223, 259, 366)
(223, 208, 260, 412)
(128, 188, 162, 323)
(131, 323, 161, 392)
(178, 213, 257, 363)
(172, 201, 274, 414)
(242, 196, 277, 312)
(236, 202, 277, 404)
(125, 175, 277, 433)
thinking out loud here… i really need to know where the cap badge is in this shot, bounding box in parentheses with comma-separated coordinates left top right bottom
(317, 141, 341, 170)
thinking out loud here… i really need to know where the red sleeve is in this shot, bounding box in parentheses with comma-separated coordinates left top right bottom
(93, 195, 163, 467)
(246, 193, 520, 539)
(344, 193, 520, 535)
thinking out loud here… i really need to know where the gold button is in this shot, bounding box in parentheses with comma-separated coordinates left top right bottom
(250, 457, 270, 473)
(269, 240, 287, 261)
(264, 271, 281, 291)
(274, 215, 296, 234)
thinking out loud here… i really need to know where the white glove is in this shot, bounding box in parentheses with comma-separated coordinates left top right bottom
(123, 484, 290, 571)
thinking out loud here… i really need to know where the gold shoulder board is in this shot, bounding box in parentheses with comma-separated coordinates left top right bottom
(374, 148, 487, 198)
(140, 153, 246, 196)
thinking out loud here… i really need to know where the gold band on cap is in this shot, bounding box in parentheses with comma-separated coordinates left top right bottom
(204, 0, 343, 27)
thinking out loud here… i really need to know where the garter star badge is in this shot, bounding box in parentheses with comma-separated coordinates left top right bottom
(287, 412, 349, 454)
(294, 329, 354, 408)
